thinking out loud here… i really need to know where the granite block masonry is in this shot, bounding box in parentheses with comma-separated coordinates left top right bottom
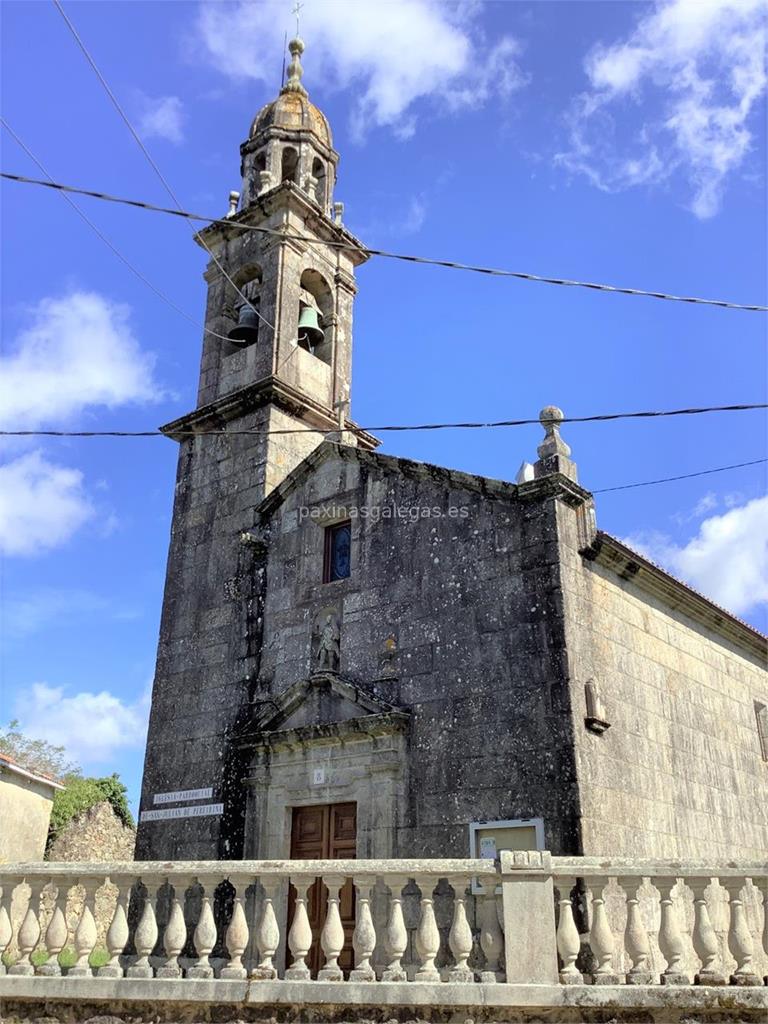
(136, 36, 768, 867)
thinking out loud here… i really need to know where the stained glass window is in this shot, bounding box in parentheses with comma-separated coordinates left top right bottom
(324, 521, 351, 582)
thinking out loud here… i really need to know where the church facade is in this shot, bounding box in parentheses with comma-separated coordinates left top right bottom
(136, 39, 768, 868)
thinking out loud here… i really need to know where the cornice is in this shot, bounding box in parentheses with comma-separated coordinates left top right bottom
(237, 710, 410, 753)
(196, 183, 369, 266)
(583, 531, 767, 664)
(159, 375, 380, 451)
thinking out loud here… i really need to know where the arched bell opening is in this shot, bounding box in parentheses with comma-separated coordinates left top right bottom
(298, 268, 333, 365)
(281, 147, 299, 185)
(311, 157, 326, 208)
(226, 265, 263, 350)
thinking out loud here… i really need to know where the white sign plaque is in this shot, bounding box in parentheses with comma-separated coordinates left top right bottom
(140, 802, 223, 823)
(312, 767, 326, 785)
(479, 836, 497, 859)
(153, 787, 213, 805)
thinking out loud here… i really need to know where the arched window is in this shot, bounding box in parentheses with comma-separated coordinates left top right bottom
(226, 266, 263, 349)
(298, 269, 333, 364)
(312, 158, 326, 207)
(281, 147, 299, 184)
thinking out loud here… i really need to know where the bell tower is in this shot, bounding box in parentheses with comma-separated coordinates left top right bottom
(162, 34, 377, 490)
(136, 37, 376, 861)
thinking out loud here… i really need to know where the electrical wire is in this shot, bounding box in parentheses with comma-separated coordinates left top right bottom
(1, 403, 765, 439)
(51, 0, 275, 335)
(3, 171, 766, 315)
(592, 458, 767, 494)
(0, 118, 233, 344)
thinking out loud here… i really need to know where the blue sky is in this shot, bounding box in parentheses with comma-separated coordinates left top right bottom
(1, 0, 766, 814)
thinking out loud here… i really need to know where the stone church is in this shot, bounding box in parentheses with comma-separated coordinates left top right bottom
(136, 38, 768, 870)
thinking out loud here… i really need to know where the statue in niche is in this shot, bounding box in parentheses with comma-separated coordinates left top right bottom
(316, 614, 340, 673)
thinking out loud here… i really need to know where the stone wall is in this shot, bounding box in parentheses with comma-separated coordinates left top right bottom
(557, 503, 768, 860)
(247, 445, 582, 861)
(0, 772, 55, 862)
(47, 800, 136, 862)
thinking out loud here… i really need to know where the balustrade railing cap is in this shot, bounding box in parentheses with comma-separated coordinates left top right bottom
(552, 856, 767, 880)
(499, 850, 552, 873)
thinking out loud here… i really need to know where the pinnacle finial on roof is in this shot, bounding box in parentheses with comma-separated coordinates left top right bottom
(282, 36, 308, 96)
(534, 405, 578, 482)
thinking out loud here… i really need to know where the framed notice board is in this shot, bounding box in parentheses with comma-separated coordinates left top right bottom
(468, 817, 545, 893)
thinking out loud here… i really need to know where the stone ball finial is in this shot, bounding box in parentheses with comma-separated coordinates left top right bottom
(282, 36, 308, 96)
(534, 403, 576, 481)
(539, 405, 564, 431)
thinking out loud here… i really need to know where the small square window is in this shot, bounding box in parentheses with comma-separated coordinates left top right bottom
(324, 521, 351, 582)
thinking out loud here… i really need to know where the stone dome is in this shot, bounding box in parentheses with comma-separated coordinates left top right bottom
(249, 37, 332, 149)
(250, 92, 332, 148)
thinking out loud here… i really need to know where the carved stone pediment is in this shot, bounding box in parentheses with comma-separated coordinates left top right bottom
(240, 673, 408, 751)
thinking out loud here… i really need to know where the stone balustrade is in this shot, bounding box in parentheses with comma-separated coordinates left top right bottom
(553, 857, 768, 987)
(0, 854, 765, 998)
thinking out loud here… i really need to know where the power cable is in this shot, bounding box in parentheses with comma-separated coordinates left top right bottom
(4, 171, 766, 315)
(1, 403, 765, 439)
(592, 458, 767, 494)
(51, 0, 274, 334)
(0, 118, 233, 344)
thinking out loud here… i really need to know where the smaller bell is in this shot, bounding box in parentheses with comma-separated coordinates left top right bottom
(228, 304, 261, 345)
(297, 305, 324, 351)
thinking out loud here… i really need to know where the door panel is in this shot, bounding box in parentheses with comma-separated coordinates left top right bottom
(288, 803, 356, 977)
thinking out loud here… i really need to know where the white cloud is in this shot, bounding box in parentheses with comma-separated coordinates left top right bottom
(137, 93, 185, 144)
(194, 0, 527, 138)
(0, 291, 161, 429)
(557, 0, 767, 217)
(624, 494, 768, 616)
(0, 451, 95, 556)
(12, 682, 150, 768)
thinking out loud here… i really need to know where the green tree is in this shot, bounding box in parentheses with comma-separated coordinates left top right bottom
(0, 719, 81, 779)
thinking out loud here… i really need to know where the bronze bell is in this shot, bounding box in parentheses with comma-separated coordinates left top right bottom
(297, 305, 324, 351)
(228, 304, 260, 345)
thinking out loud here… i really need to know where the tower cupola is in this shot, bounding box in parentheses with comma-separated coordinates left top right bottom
(240, 38, 337, 213)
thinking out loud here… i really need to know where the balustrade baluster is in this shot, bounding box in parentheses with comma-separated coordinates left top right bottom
(188, 877, 218, 980)
(37, 878, 69, 976)
(761, 877, 768, 986)
(620, 877, 653, 985)
(479, 884, 504, 983)
(319, 875, 346, 981)
(657, 877, 688, 985)
(725, 879, 760, 986)
(691, 878, 724, 985)
(251, 879, 280, 980)
(127, 879, 159, 979)
(555, 877, 582, 985)
(350, 877, 377, 982)
(589, 875, 621, 984)
(98, 881, 130, 978)
(9, 879, 43, 976)
(221, 878, 250, 980)
(448, 876, 474, 983)
(414, 875, 440, 982)
(0, 882, 15, 977)
(381, 875, 408, 982)
(157, 878, 188, 979)
(69, 878, 100, 977)
(285, 878, 313, 981)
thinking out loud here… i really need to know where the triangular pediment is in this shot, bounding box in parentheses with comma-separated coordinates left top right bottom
(252, 672, 404, 734)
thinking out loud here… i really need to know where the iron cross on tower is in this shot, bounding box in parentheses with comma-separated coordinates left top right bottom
(292, 1, 303, 35)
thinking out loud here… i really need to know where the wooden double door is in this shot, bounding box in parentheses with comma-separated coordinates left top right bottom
(289, 802, 356, 976)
